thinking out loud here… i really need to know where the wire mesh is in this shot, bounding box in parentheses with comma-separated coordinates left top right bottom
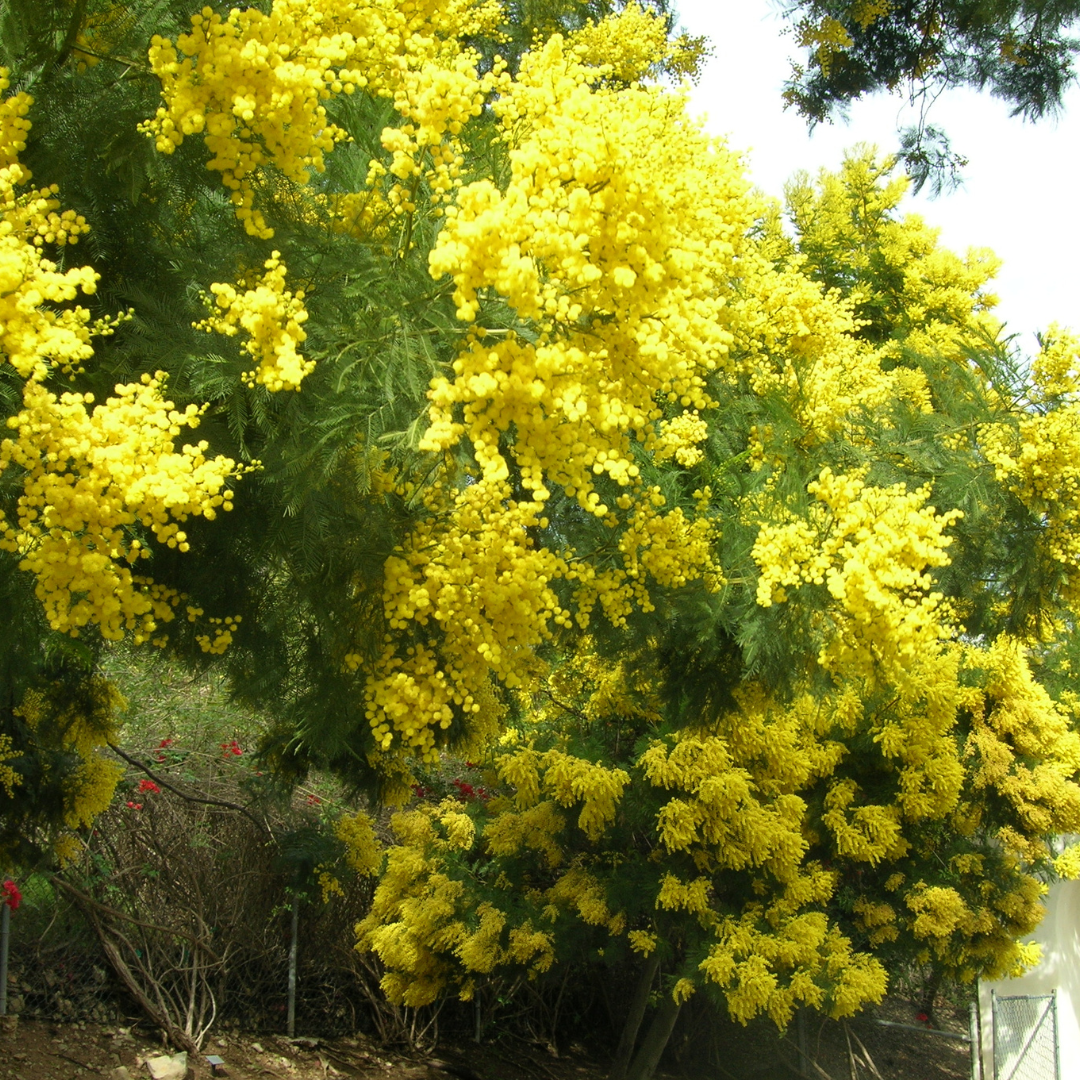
(993, 993, 1059, 1080)
(6, 864, 382, 1038)
(6, 878, 124, 1025)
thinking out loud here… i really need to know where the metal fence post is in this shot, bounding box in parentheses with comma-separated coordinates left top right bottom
(1052, 989, 1060, 1080)
(287, 893, 299, 1038)
(0, 901, 9, 1016)
(969, 1001, 979, 1080)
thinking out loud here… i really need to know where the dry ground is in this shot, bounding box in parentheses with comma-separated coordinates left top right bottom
(0, 995, 975, 1080)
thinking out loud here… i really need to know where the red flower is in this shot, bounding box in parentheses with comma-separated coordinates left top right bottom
(916, 1011, 930, 1024)
(138, 779, 161, 794)
(126, 801, 143, 810)
(155, 738, 174, 763)
(220, 740, 242, 757)
(305, 794, 321, 806)
(452, 778, 489, 801)
(1, 879, 20, 911)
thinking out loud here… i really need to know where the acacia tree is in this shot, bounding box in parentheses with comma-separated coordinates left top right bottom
(343, 150, 1080, 1078)
(779, 0, 1080, 190)
(1, 3, 1080, 1077)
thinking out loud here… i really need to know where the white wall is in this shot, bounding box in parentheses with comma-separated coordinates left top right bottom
(978, 879, 1080, 1078)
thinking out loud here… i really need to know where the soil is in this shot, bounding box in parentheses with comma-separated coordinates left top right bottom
(0, 995, 975, 1080)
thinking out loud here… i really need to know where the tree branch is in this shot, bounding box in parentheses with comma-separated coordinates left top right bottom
(107, 742, 272, 838)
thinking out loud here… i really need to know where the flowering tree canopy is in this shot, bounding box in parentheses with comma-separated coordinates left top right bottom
(1, 2, 1079, 1077)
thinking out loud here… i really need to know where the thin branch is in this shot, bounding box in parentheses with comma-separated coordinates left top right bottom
(50, 876, 223, 963)
(107, 742, 272, 837)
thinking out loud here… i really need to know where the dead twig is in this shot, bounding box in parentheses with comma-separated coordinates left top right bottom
(845, 1025, 884, 1080)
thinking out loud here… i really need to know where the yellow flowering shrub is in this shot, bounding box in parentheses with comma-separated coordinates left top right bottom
(700, 912, 886, 1026)
(4, 678, 125, 860)
(12, 0, 1080, 1054)
(353, 800, 557, 1006)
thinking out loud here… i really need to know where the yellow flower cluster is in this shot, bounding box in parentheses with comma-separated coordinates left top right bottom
(567, 1, 674, 84)
(964, 637, 1080, 856)
(641, 731, 811, 882)
(367, 480, 569, 756)
(821, 779, 905, 863)
(981, 390, 1080, 609)
(195, 614, 242, 654)
(795, 16, 853, 78)
(783, 152, 1002, 368)
(545, 866, 625, 933)
(649, 411, 709, 467)
(0, 734, 21, 798)
(851, 897, 898, 945)
(699, 912, 886, 1026)
(495, 747, 629, 840)
(0, 70, 96, 382)
(483, 798, 566, 868)
(1, 373, 237, 641)
(336, 808, 384, 875)
(753, 467, 962, 683)
(0, 77, 245, 646)
(197, 251, 312, 391)
(369, 35, 755, 750)
(13, 678, 126, 850)
(354, 803, 555, 1006)
(143, 0, 501, 237)
(1031, 325, 1080, 399)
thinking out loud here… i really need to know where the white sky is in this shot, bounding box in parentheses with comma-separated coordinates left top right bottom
(674, 0, 1080, 352)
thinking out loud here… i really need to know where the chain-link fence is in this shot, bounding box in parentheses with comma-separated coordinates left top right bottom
(992, 991, 1060, 1080)
(4, 866, 380, 1041)
(0, 763, 413, 1049)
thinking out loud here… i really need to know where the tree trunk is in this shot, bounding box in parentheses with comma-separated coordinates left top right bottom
(609, 953, 660, 1080)
(920, 966, 943, 1026)
(624, 993, 682, 1080)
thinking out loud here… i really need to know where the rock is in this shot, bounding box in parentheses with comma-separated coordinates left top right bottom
(145, 1052, 188, 1080)
(111, 1068, 133, 1080)
(250, 1042, 265, 1054)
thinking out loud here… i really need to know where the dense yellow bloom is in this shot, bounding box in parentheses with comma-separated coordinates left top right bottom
(354, 801, 557, 1005)
(144, 0, 501, 236)
(964, 638, 1080, 854)
(567, 2, 674, 83)
(493, 746, 628, 840)
(367, 35, 751, 753)
(483, 798, 566, 868)
(753, 467, 962, 683)
(0, 75, 245, 647)
(13, 678, 126, 855)
(197, 251, 312, 391)
(699, 911, 886, 1026)
(0, 72, 95, 381)
(1, 374, 238, 641)
(980, 358, 1080, 611)
(337, 808, 383, 875)
(0, 734, 21, 798)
